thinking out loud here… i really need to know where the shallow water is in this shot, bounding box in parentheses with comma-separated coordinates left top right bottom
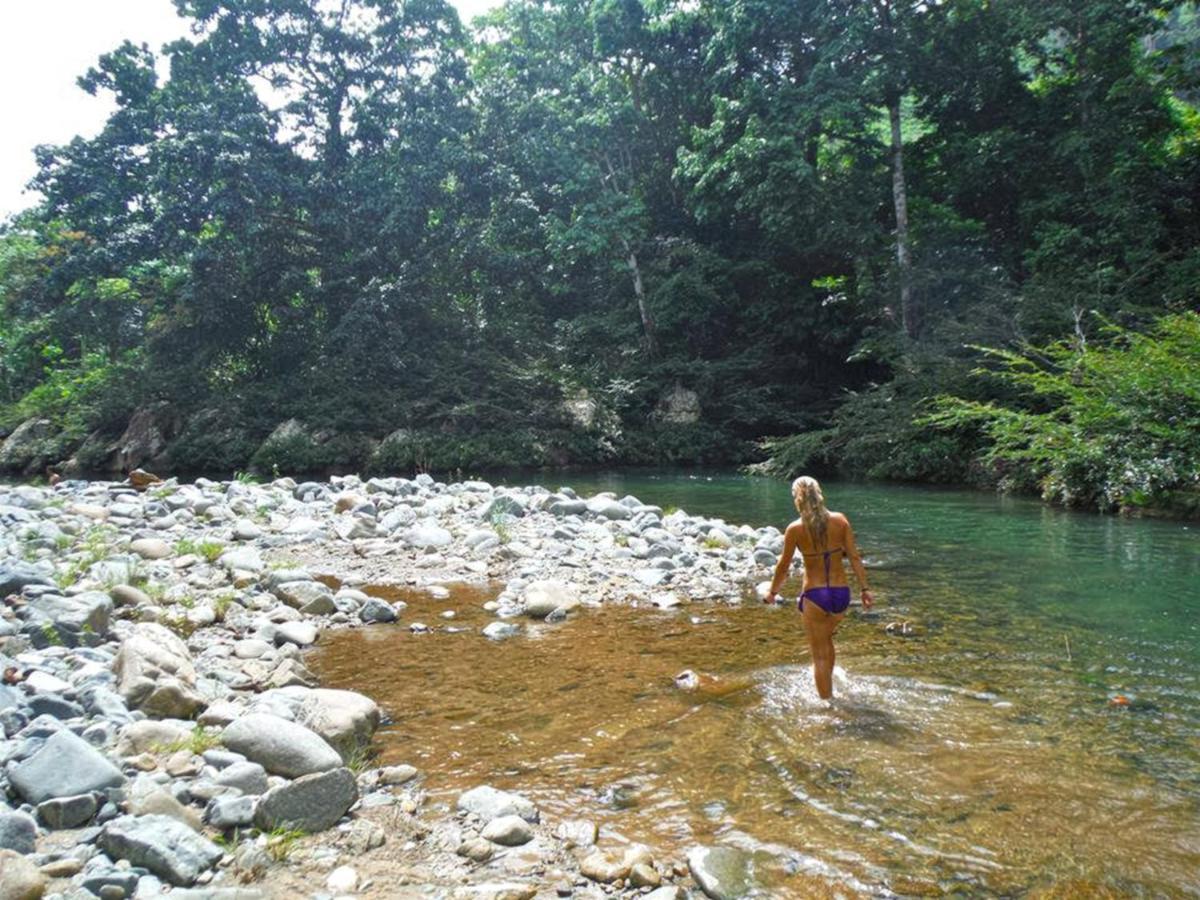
(310, 473, 1200, 897)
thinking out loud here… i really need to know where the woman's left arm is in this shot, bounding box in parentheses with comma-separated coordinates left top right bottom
(766, 525, 797, 604)
(843, 517, 874, 608)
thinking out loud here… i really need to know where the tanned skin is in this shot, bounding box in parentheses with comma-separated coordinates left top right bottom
(765, 513, 873, 699)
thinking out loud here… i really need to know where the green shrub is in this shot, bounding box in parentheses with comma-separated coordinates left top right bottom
(924, 313, 1200, 514)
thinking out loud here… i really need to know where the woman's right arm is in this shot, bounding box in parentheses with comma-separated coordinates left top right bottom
(766, 524, 797, 603)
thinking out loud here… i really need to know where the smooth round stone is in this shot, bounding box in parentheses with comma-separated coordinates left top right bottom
(129, 539, 171, 560)
(233, 639, 272, 660)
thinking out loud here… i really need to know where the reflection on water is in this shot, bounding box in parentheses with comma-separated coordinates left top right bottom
(310, 473, 1200, 897)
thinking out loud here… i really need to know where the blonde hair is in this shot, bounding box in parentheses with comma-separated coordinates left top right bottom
(792, 476, 830, 549)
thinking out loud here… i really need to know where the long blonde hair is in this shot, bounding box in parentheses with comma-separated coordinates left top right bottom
(792, 475, 830, 549)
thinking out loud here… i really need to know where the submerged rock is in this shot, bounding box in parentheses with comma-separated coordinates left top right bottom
(457, 785, 539, 824)
(687, 845, 753, 900)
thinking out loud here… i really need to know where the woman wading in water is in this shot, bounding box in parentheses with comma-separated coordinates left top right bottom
(765, 476, 873, 699)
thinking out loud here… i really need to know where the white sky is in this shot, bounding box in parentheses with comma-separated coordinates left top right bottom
(0, 0, 501, 220)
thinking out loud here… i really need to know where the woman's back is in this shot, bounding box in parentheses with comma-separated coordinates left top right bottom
(791, 512, 850, 589)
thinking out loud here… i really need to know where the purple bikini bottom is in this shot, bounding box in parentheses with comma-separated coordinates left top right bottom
(799, 586, 851, 615)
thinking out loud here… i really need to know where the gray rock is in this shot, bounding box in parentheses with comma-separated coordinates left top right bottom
(586, 498, 631, 520)
(253, 767, 357, 833)
(405, 523, 453, 549)
(128, 787, 203, 832)
(481, 494, 526, 519)
(205, 795, 256, 829)
(548, 500, 587, 517)
(687, 845, 753, 900)
(554, 818, 597, 849)
(214, 761, 268, 795)
(358, 597, 397, 623)
(22, 591, 112, 644)
(110, 584, 150, 607)
(166, 889, 268, 900)
(264, 568, 313, 589)
(521, 580, 580, 619)
(233, 520, 262, 541)
(273, 581, 335, 613)
(643, 888, 686, 900)
(115, 720, 190, 757)
(221, 714, 341, 777)
(379, 506, 417, 532)
(633, 568, 669, 587)
(0, 810, 37, 853)
(0, 561, 53, 596)
(273, 621, 318, 647)
(297, 689, 379, 760)
(37, 793, 98, 829)
(26, 694, 84, 720)
(378, 764, 419, 785)
(112, 622, 204, 719)
(580, 850, 629, 884)
(456, 785, 538, 824)
(218, 547, 262, 573)
(8, 727, 125, 804)
(482, 622, 519, 640)
(480, 814, 533, 846)
(129, 538, 171, 560)
(233, 639, 271, 659)
(99, 814, 223, 886)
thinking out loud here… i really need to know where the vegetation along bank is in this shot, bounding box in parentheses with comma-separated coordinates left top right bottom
(1, 0, 1198, 515)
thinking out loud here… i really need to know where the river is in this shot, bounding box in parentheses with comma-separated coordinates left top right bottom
(310, 472, 1200, 896)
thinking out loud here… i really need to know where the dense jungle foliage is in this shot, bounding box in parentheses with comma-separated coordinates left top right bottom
(1, 0, 1198, 512)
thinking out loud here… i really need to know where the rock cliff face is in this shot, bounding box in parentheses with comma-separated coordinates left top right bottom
(0, 419, 59, 475)
(107, 402, 180, 473)
(654, 384, 701, 424)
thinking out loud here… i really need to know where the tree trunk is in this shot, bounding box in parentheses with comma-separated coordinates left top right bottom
(888, 93, 917, 339)
(622, 239, 658, 357)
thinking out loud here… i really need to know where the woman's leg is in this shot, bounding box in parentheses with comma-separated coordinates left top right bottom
(802, 603, 845, 699)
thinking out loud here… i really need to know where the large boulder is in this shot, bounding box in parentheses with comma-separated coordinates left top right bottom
(297, 689, 380, 761)
(107, 402, 180, 473)
(221, 714, 342, 778)
(113, 623, 204, 719)
(0, 418, 59, 474)
(253, 767, 358, 833)
(98, 815, 222, 886)
(8, 728, 125, 804)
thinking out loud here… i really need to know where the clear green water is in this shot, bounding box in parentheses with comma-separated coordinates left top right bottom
(313, 472, 1200, 896)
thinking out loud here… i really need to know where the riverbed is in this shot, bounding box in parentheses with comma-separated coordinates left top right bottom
(311, 473, 1200, 896)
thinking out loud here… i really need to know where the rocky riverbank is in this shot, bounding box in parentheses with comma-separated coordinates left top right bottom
(0, 473, 786, 900)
